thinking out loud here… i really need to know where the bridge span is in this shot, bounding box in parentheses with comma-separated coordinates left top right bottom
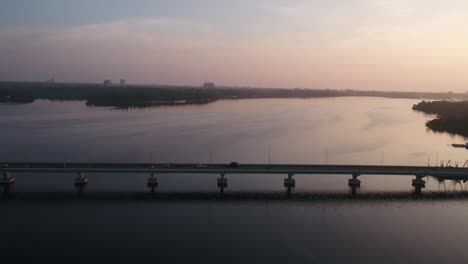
(2, 162, 468, 194)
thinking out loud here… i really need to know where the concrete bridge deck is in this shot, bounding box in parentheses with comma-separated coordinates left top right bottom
(1, 162, 468, 176)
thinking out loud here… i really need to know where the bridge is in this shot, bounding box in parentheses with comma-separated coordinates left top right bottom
(2, 162, 468, 195)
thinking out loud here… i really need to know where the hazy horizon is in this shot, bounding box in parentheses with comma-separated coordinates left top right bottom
(1, 1, 468, 92)
(1, 79, 468, 95)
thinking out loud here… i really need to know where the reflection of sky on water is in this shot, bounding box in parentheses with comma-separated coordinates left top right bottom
(1, 97, 468, 193)
(4, 97, 468, 263)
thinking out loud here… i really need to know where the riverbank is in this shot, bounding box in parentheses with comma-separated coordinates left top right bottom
(1, 81, 467, 109)
(413, 100, 468, 137)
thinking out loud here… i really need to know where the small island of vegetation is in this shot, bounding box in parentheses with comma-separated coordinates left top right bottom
(413, 100, 468, 137)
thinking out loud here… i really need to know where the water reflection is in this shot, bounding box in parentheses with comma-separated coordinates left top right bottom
(1, 183, 13, 197)
(4, 98, 468, 263)
(4, 190, 468, 202)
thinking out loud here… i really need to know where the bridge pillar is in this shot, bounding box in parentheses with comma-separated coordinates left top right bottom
(1, 172, 15, 196)
(348, 173, 361, 195)
(217, 173, 228, 195)
(0, 172, 15, 185)
(75, 172, 88, 195)
(348, 174, 361, 187)
(147, 172, 159, 193)
(284, 174, 296, 197)
(412, 174, 426, 194)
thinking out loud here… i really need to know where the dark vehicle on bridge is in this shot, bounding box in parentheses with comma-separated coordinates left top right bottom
(229, 162, 239, 168)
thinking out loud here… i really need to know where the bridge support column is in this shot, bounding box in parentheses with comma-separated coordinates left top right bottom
(412, 174, 426, 194)
(0, 172, 15, 185)
(348, 174, 361, 195)
(284, 174, 296, 197)
(75, 172, 88, 194)
(147, 173, 159, 193)
(1, 172, 15, 196)
(217, 173, 228, 195)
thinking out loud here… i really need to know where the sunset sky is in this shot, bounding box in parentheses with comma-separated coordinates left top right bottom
(1, 0, 468, 91)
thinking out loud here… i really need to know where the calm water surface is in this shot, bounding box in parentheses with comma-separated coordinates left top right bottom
(2, 97, 468, 263)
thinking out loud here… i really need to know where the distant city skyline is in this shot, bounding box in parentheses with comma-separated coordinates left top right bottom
(1, 0, 468, 92)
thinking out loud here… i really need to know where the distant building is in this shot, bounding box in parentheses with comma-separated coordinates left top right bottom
(103, 80, 112, 86)
(120, 79, 126, 86)
(203, 82, 216, 89)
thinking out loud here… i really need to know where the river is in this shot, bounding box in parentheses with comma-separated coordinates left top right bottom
(2, 97, 468, 263)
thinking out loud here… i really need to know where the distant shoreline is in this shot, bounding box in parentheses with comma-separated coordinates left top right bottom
(1, 81, 468, 109)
